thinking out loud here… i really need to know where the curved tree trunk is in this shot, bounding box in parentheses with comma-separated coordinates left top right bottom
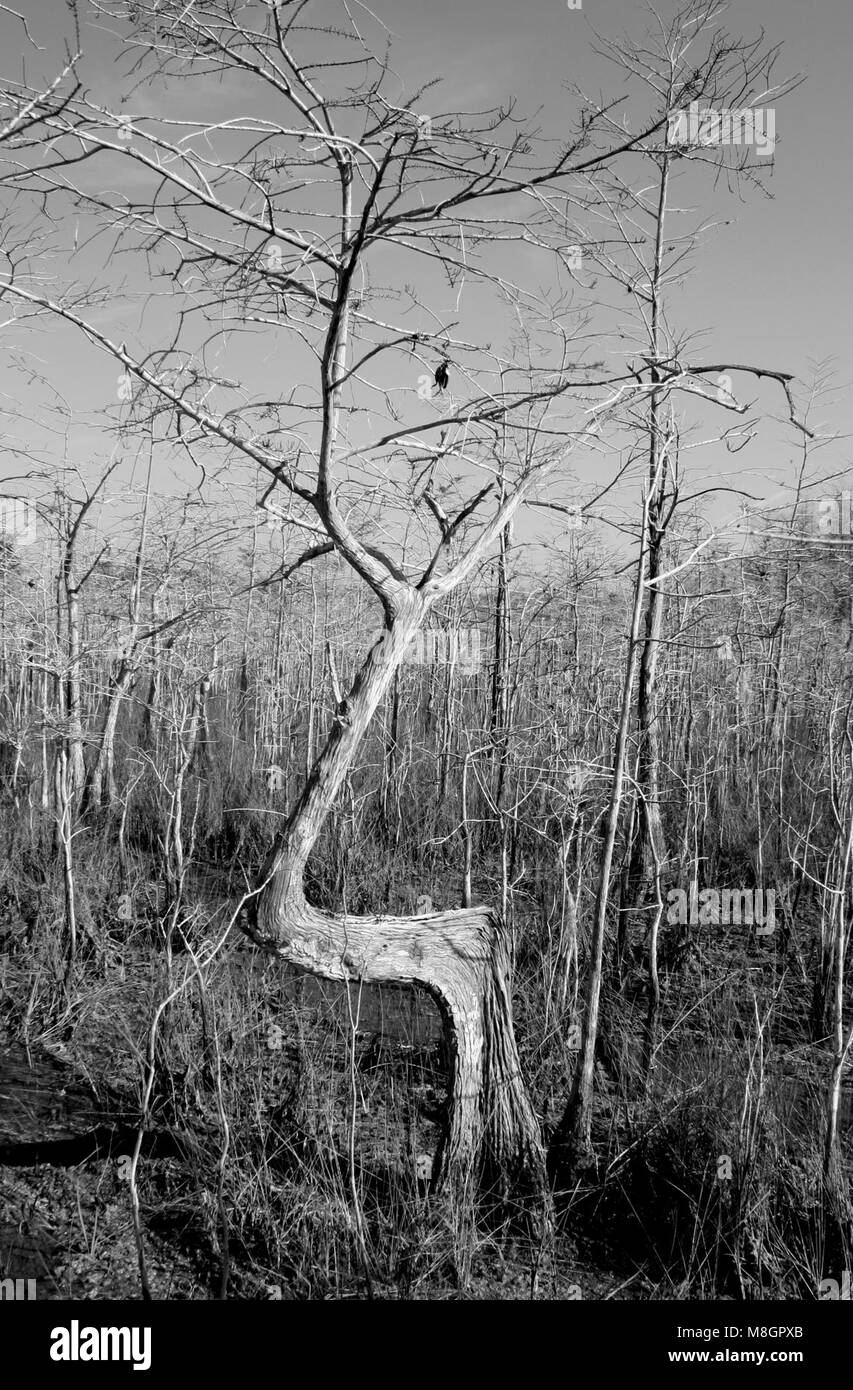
(245, 594, 547, 1201)
(255, 880, 543, 1193)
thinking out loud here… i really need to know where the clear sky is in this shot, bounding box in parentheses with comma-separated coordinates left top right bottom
(1, 0, 850, 572)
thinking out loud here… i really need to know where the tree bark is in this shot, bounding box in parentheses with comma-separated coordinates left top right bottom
(82, 661, 137, 813)
(246, 592, 547, 1199)
(623, 155, 672, 933)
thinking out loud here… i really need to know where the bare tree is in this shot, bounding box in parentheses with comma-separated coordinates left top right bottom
(0, 0, 799, 1202)
(548, 0, 807, 1164)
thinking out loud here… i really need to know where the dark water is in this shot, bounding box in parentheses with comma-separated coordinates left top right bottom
(220, 951, 444, 1045)
(276, 966, 443, 1042)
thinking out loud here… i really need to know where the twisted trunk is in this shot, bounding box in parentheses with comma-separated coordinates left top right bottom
(246, 592, 546, 1198)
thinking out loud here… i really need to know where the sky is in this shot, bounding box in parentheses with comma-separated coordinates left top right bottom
(381, 0, 850, 405)
(370, 0, 853, 538)
(0, 0, 851, 579)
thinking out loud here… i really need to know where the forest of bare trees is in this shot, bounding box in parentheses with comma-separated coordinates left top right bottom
(0, 0, 852, 1313)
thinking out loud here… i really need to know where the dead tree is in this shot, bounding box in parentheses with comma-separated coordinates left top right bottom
(0, 0, 671, 1200)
